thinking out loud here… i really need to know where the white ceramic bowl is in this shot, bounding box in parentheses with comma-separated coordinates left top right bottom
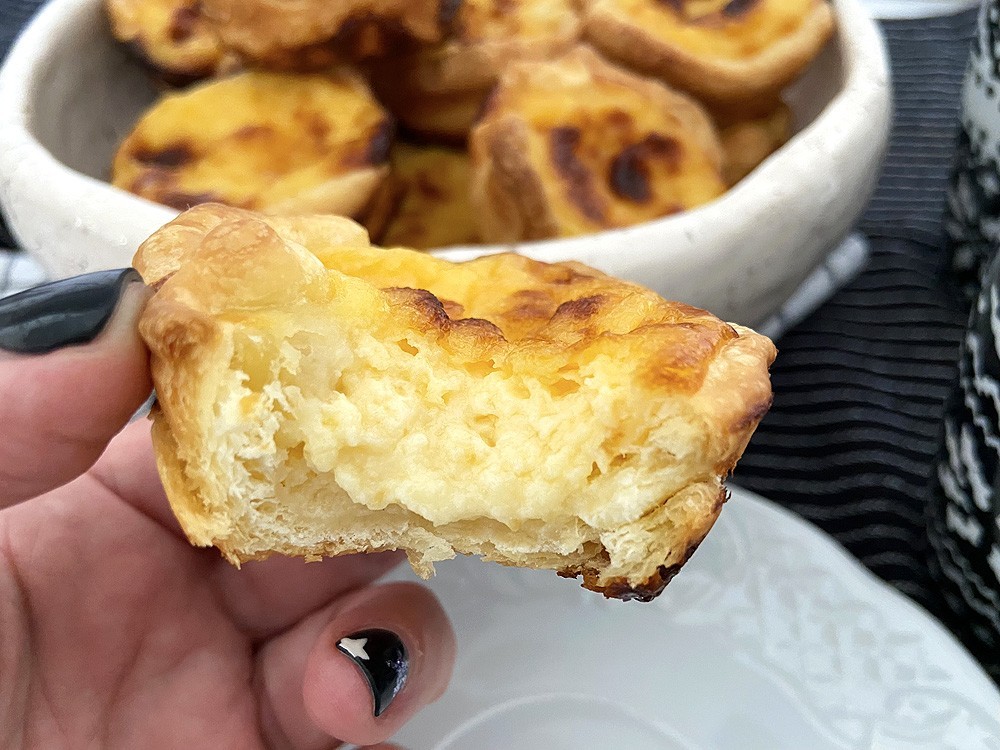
(0, 0, 890, 326)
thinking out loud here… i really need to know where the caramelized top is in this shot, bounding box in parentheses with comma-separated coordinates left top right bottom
(135, 203, 743, 394)
(112, 71, 391, 212)
(202, 0, 449, 66)
(472, 46, 726, 237)
(106, 0, 224, 81)
(592, 0, 829, 60)
(380, 143, 480, 250)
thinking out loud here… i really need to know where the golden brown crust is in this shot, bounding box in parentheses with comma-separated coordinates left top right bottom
(202, 0, 451, 68)
(716, 99, 793, 186)
(112, 70, 392, 217)
(135, 204, 775, 599)
(469, 46, 726, 242)
(370, 142, 480, 249)
(105, 0, 228, 84)
(367, 0, 579, 140)
(583, 0, 836, 104)
(368, 77, 486, 145)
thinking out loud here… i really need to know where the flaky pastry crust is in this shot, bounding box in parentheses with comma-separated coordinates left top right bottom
(583, 0, 835, 104)
(371, 142, 479, 249)
(469, 46, 726, 242)
(202, 0, 452, 68)
(135, 204, 775, 600)
(112, 70, 392, 217)
(368, 0, 580, 140)
(105, 0, 227, 84)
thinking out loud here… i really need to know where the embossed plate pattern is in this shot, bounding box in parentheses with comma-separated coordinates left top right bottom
(382, 487, 1000, 750)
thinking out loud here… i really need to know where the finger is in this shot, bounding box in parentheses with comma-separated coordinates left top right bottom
(91, 417, 406, 640)
(256, 582, 455, 749)
(213, 551, 404, 640)
(0, 270, 152, 506)
(88, 418, 182, 533)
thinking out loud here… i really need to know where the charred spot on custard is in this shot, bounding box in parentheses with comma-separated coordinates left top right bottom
(608, 135, 681, 203)
(438, 0, 463, 32)
(503, 289, 556, 320)
(232, 124, 273, 140)
(722, 0, 761, 18)
(549, 126, 607, 224)
(657, 0, 761, 22)
(552, 295, 604, 321)
(384, 287, 453, 328)
(340, 118, 394, 168)
(131, 142, 196, 169)
(168, 3, 202, 43)
(656, 0, 684, 13)
(367, 119, 396, 164)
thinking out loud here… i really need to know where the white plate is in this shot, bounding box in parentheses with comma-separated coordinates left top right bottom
(379, 487, 1000, 750)
(0, 0, 891, 327)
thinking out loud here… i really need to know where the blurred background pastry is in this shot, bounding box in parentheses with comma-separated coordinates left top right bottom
(369, 0, 580, 142)
(582, 0, 835, 105)
(469, 46, 726, 242)
(369, 142, 479, 249)
(105, 0, 230, 85)
(111, 69, 393, 217)
(201, 0, 453, 69)
(713, 99, 792, 186)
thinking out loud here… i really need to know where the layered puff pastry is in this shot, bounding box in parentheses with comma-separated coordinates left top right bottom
(201, 0, 452, 69)
(134, 204, 775, 600)
(371, 142, 480, 250)
(105, 0, 228, 84)
(111, 70, 392, 217)
(583, 0, 835, 104)
(469, 46, 727, 242)
(369, 0, 580, 141)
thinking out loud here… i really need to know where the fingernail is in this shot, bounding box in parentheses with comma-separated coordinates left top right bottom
(336, 629, 408, 717)
(0, 268, 142, 354)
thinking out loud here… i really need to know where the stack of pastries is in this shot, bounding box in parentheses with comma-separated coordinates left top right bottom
(109, 0, 836, 249)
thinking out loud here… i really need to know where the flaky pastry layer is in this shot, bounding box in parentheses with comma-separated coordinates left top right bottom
(469, 46, 726, 242)
(583, 0, 835, 104)
(135, 204, 775, 599)
(112, 70, 392, 217)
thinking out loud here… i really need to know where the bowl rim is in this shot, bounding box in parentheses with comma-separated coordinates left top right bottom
(0, 0, 890, 258)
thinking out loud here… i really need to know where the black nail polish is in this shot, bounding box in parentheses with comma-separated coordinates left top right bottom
(0, 268, 141, 354)
(336, 629, 408, 717)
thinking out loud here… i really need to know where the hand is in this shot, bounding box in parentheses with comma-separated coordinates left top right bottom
(0, 269, 455, 749)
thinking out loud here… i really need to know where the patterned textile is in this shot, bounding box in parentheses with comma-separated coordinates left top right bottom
(934, 0, 1000, 681)
(931, 250, 1000, 682)
(947, 0, 1000, 299)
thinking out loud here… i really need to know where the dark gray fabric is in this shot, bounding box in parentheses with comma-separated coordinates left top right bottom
(0, 0, 40, 61)
(860, 10, 980, 249)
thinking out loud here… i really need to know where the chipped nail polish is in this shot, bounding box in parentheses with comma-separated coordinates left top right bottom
(336, 629, 408, 717)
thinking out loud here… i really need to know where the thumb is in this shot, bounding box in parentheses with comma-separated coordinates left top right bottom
(0, 268, 152, 507)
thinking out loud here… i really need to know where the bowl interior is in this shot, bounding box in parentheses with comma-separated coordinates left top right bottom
(26, 0, 846, 213)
